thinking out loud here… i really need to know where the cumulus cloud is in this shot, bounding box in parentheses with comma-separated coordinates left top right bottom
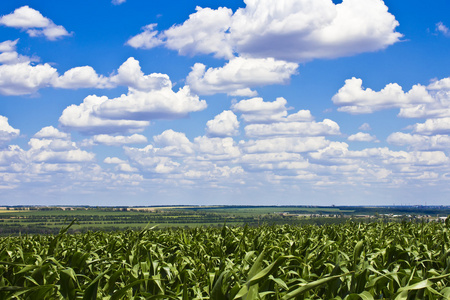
(153, 130, 194, 156)
(428, 77, 450, 91)
(332, 77, 434, 114)
(0, 133, 142, 193)
(309, 142, 449, 169)
(0, 144, 26, 167)
(333, 77, 450, 119)
(104, 156, 139, 172)
(128, 0, 401, 62)
(59, 94, 150, 135)
(0, 40, 18, 53)
(0, 39, 32, 64)
(358, 123, 372, 131)
(153, 130, 191, 148)
(109, 57, 171, 91)
(0, 62, 58, 95)
(348, 132, 379, 142)
(124, 145, 181, 174)
(34, 126, 69, 139)
(91, 134, 148, 146)
(0, 115, 20, 144)
(116, 163, 138, 173)
(31, 149, 94, 164)
(104, 157, 127, 164)
(436, 22, 450, 37)
(0, 6, 71, 40)
(59, 58, 206, 135)
(0, 54, 178, 95)
(241, 137, 330, 154)
(93, 86, 206, 122)
(206, 111, 239, 137)
(186, 57, 298, 96)
(28, 126, 95, 163)
(52, 66, 110, 89)
(412, 118, 450, 135)
(59, 87, 205, 135)
(244, 119, 340, 138)
(194, 136, 241, 161)
(240, 152, 309, 172)
(387, 132, 450, 151)
(128, 7, 234, 58)
(232, 97, 313, 123)
(126, 24, 164, 49)
(52, 56, 173, 92)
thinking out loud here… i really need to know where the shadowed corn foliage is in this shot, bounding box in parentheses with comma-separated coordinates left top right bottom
(1, 221, 450, 299)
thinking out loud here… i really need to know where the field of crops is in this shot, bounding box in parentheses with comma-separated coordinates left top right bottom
(1, 221, 450, 299)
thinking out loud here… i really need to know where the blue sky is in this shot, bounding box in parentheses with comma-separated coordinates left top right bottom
(0, 0, 449, 206)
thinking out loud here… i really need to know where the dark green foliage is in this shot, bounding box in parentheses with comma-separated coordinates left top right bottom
(1, 221, 450, 299)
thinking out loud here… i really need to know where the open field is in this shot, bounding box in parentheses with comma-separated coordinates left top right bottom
(0, 205, 449, 235)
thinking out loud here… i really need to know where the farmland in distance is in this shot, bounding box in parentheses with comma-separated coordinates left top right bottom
(0, 205, 449, 235)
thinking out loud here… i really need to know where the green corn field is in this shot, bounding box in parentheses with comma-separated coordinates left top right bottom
(1, 220, 450, 299)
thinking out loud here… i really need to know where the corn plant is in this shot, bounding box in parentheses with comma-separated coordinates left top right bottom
(1, 221, 450, 299)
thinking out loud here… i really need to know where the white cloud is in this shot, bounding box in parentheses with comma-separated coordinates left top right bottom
(0, 39, 31, 64)
(240, 152, 309, 172)
(91, 134, 148, 146)
(112, 0, 126, 5)
(94, 86, 206, 121)
(348, 132, 379, 142)
(0, 62, 58, 95)
(232, 97, 289, 123)
(52, 66, 110, 89)
(232, 97, 313, 123)
(358, 123, 372, 131)
(27, 129, 95, 164)
(245, 119, 340, 137)
(232, 0, 401, 61)
(28, 137, 76, 151)
(128, 0, 401, 62)
(206, 110, 239, 137)
(241, 137, 330, 153)
(59, 59, 206, 135)
(309, 143, 449, 169)
(436, 22, 450, 37)
(0, 115, 20, 144)
(59, 94, 150, 135)
(154, 130, 190, 147)
(333, 77, 450, 119)
(126, 24, 164, 49)
(194, 136, 241, 161)
(103, 156, 139, 173)
(153, 130, 194, 156)
(186, 57, 298, 96)
(332, 77, 434, 114)
(136, 7, 234, 59)
(0, 145, 26, 166)
(32, 149, 94, 163)
(116, 163, 138, 173)
(412, 118, 450, 135)
(0, 40, 20, 53)
(0, 55, 178, 95)
(109, 57, 171, 91)
(428, 77, 450, 91)
(34, 126, 69, 139)
(0, 6, 50, 28)
(104, 157, 127, 164)
(387, 132, 450, 151)
(0, 6, 71, 40)
(124, 145, 181, 174)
